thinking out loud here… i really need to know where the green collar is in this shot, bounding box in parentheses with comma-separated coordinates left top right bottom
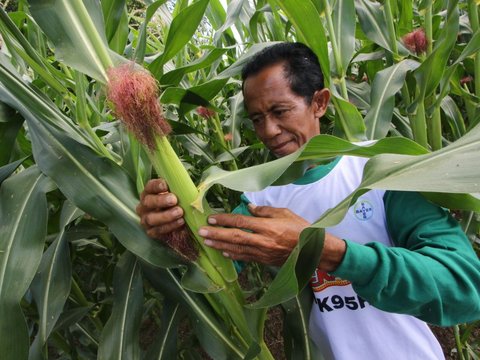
(293, 156, 342, 185)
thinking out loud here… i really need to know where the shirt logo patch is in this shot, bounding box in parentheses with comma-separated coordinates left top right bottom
(310, 269, 350, 292)
(353, 199, 373, 221)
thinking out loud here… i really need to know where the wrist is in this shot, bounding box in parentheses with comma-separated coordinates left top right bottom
(318, 234, 346, 272)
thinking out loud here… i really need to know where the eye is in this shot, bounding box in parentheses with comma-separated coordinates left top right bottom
(250, 114, 263, 124)
(272, 108, 288, 117)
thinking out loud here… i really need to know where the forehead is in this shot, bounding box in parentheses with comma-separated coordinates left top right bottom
(243, 63, 299, 111)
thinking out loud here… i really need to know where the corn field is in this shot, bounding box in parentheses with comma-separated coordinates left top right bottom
(0, 0, 479, 359)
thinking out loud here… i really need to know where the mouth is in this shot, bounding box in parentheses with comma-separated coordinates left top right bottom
(269, 140, 293, 155)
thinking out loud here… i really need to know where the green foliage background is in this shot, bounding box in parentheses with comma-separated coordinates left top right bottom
(0, 0, 479, 359)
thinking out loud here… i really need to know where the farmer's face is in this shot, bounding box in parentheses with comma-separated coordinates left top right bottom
(243, 63, 330, 157)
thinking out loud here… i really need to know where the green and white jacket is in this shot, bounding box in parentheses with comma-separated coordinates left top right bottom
(236, 155, 480, 360)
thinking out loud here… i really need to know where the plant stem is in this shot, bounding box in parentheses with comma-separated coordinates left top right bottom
(454, 325, 466, 360)
(468, 0, 480, 97)
(427, 103, 442, 150)
(384, 0, 398, 55)
(411, 99, 428, 148)
(321, 0, 348, 99)
(425, 0, 433, 55)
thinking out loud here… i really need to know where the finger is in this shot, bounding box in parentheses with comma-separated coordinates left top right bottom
(248, 203, 294, 218)
(146, 220, 186, 239)
(144, 178, 169, 194)
(207, 213, 270, 234)
(141, 206, 184, 228)
(142, 193, 178, 209)
(199, 225, 267, 249)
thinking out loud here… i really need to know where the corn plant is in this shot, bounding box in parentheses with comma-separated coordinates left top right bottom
(0, 0, 479, 359)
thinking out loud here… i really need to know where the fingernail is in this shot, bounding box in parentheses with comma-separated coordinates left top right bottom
(172, 207, 182, 217)
(198, 228, 208, 237)
(207, 217, 217, 225)
(166, 195, 176, 205)
(204, 239, 213, 246)
(223, 252, 230, 257)
(176, 218, 184, 225)
(247, 203, 256, 209)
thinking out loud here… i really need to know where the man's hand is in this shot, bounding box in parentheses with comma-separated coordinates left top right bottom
(198, 204, 309, 266)
(136, 178, 185, 239)
(198, 203, 347, 270)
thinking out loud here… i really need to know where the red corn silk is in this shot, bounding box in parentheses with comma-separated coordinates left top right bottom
(106, 63, 171, 149)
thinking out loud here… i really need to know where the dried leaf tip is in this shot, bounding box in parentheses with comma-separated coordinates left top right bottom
(106, 63, 171, 149)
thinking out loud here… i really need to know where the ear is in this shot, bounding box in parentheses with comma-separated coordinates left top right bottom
(312, 88, 330, 119)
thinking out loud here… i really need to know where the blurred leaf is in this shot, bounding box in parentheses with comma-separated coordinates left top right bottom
(0, 166, 51, 360)
(134, 0, 168, 63)
(213, 0, 244, 43)
(98, 252, 143, 360)
(161, 47, 229, 86)
(149, 0, 210, 77)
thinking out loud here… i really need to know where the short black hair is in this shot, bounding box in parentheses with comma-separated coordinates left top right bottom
(241, 42, 324, 104)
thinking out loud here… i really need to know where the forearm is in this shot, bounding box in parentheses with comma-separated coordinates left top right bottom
(332, 191, 480, 326)
(332, 239, 480, 326)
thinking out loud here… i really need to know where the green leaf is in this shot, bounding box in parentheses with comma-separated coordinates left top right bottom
(144, 300, 184, 359)
(413, 1, 459, 101)
(331, 95, 367, 141)
(0, 157, 25, 184)
(282, 288, 321, 359)
(0, 166, 51, 360)
(365, 60, 419, 139)
(212, 0, 244, 43)
(149, 0, 210, 77)
(195, 135, 428, 209)
(160, 47, 229, 86)
(333, 0, 356, 72)
(101, 0, 125, 42)
(134, 0, 168, 63)
(355, 0, 392, 51)
(29, 202, 81, 360)
(142, 265, 246, 359)
(309, 123, 480, 234)
(247, 228, 325, 308)
(98, 252, 143, 360)
(268, 0, 331, 84)
(29, 0, 115, 82)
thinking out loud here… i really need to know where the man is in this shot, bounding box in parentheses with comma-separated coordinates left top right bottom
(137, 42, 480, 359)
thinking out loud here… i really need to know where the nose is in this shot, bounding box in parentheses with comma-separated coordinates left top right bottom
(263, 116, 281, 139)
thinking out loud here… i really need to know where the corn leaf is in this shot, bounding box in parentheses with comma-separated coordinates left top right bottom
(29, 0, 115, 82)
(0, 166, 51, 360)
(365, 60, 419, 139)
(333, 0, 356, 72)
(29, 202, 81, 360)
(149, 0, 210, 77)
(267, 0, 331, 84)
(98, 252, 143, 360)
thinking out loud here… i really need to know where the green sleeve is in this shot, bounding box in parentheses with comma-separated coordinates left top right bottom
(230, 194, 251, 272)
(332, 190, 480, 326)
